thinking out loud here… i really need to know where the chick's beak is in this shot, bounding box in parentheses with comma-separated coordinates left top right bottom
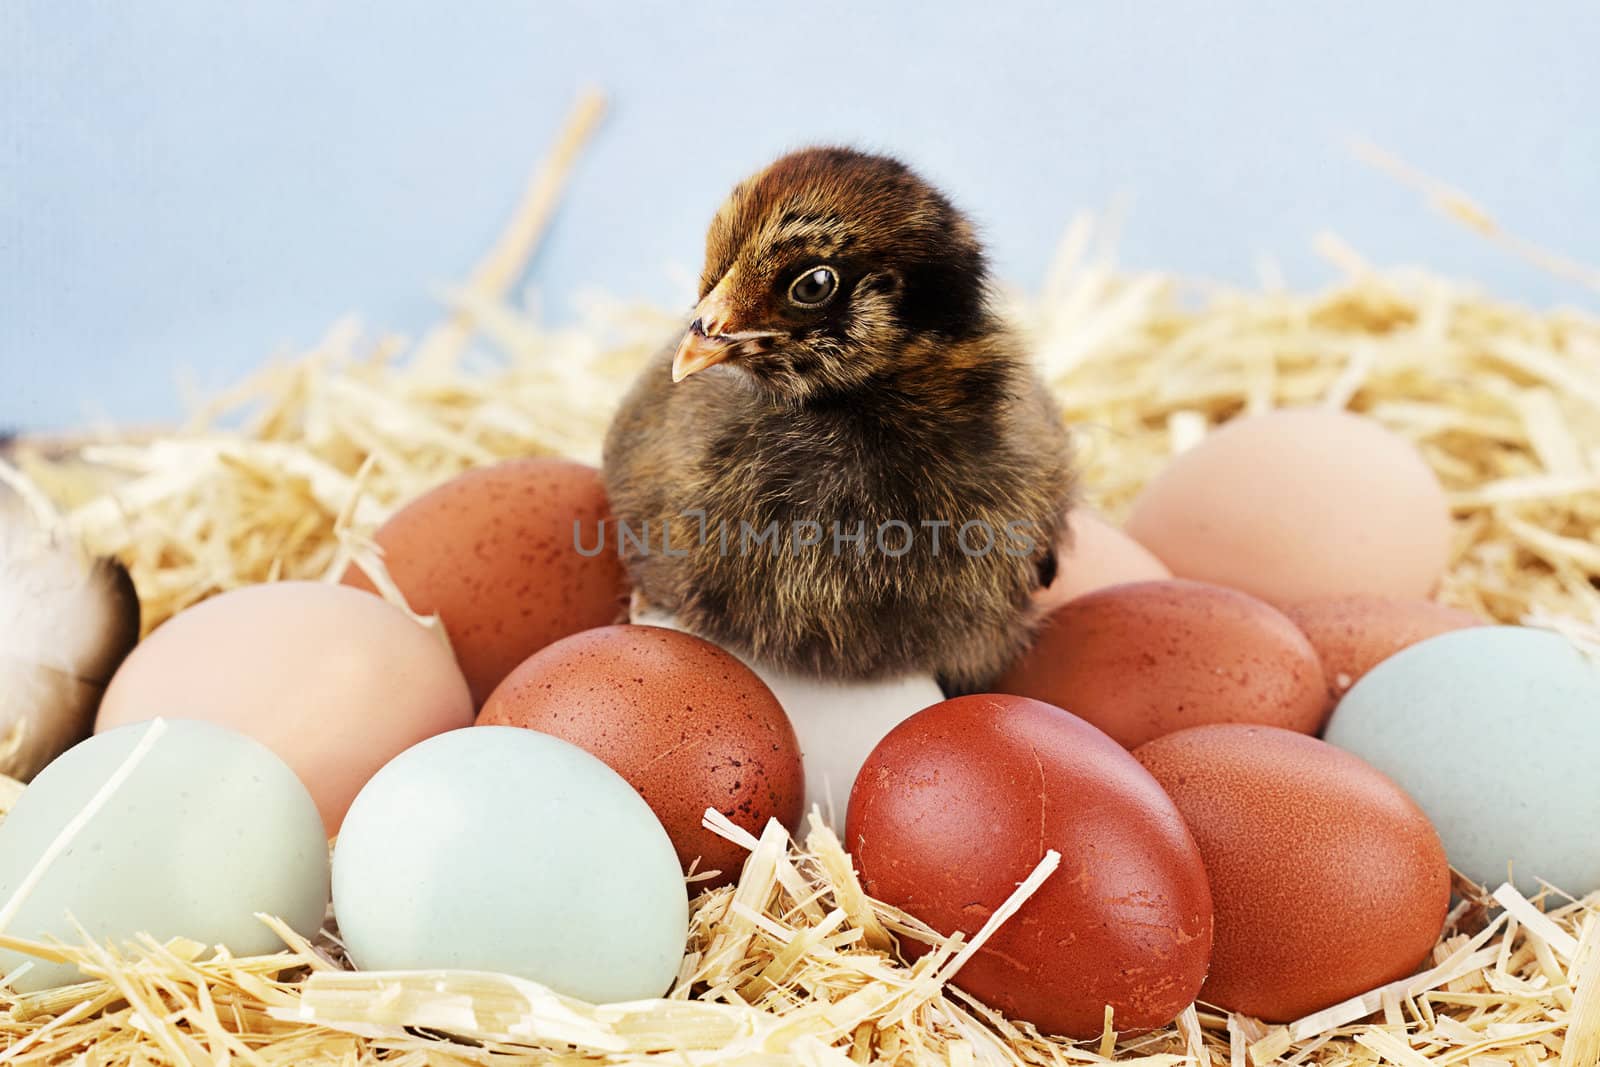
(671, 277, 774, 382)
(671, 317, 731, 383)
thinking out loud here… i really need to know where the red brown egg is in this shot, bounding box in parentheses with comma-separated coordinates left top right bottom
(997, 579, 1327, 749)
(343, 458, 629, 707)
(847, 694, 1213, 1039)
(1282, 595, 1483, 703)
(1135, 724, 1450, 1022)
(479, 624, 803, 888)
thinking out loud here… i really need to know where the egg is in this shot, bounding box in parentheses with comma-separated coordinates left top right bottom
(96, 581, 473, 832)
(480, 625, 804, 888)
(630, 605, 942, 826)
(0, 497, 141, 781)
(1125, 409, 1454, 604)
(1282, 595, 1483, 701)
(1135, 724, 1450, 1022)
(333, 726, 687, 1003)
(0, 719, 329, 992)
(848, 694, 1213, 1038)
(343, 458, 630, 706)
(1033, 510, 1172, 614)
(1325, 626, 1600, 894)
(996, 579, 1327, 748)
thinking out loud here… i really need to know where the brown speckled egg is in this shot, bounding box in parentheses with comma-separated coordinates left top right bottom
(1135, 724, 1450, 1022)
(847, 694, 1213, 1039)
(343, 459, 629, 707)
(1282, 596, 1483, 702)
(1033, 511, 1173, 615)
(997, 580, 1327, 749)
(480, 625, 803, 888)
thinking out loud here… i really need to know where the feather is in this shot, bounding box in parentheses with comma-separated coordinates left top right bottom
(0, 465, 140, 781)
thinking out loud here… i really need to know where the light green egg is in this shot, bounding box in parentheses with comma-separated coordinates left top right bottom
(332, 726, 689, 1003)
(0, 719, 331, 991)
(1325, 626, 1600, 895)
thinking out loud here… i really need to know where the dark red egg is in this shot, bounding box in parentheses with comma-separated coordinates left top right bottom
(847, 694, 1214, 1039)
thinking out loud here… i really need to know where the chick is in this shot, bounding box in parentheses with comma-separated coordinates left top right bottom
(603, 147, 1074, 692)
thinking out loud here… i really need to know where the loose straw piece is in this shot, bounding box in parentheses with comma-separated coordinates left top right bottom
(413, 88, 608, 371)
(1564, 918, 1600, 1067)
(1350, 139, 1600, 296)
(1492, 882, 1580, 961)
(934, 850, 1060, 987)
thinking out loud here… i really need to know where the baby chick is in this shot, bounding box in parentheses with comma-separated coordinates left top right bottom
(603, 148, 1074, 692)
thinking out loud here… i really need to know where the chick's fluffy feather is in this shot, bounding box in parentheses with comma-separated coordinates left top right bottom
(603, 148, 1074, 691)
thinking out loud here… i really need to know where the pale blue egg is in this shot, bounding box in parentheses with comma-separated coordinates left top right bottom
(0, 719, 331, 991)
(332, 726, 688, 1003)
(1325, 626, 1600, 894)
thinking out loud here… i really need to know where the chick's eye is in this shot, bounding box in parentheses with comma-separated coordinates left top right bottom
(787, 266, 838, 307)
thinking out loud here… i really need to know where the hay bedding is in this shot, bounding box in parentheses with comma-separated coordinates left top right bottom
(3, 95, 1600, 1064)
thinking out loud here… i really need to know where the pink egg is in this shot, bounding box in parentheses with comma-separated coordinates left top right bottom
(1034, 511, 1173, 614)
(1125, 409, 1453, 604)
(97, 582, 474, 833)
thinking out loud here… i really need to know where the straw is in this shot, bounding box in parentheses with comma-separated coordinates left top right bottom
(2, 104, 1598, 1063)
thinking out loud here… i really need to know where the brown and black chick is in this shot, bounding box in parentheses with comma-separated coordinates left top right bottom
(602, 147, 1075, 693)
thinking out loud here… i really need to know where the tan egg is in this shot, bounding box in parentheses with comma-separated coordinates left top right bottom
(343, 458, 630, 707)
(1282, 595, 1484, 702)
(997, 579, 1327, 749)
(96, 582, 473, 832)
(1125, 409, 1454, 604)
(1032, 511, 1172, 614)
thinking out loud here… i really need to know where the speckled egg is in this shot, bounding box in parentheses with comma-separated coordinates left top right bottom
(1033, 511, 1173, 614)
(630, 604, 943, 829)
(1136, 724, 1451, 1022)
(480, 625, 804, 888)
(1282, 595, 1483, 702)
(343, 458, 630, 707)
(848, 694, 1214, 1039)
(1125, 409, 1454, 604)
(997, 579, 1327, 748)
(1325, 626, 1600, 895)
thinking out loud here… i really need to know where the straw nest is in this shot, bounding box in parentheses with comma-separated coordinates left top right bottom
(3, 95, 1598, 1064)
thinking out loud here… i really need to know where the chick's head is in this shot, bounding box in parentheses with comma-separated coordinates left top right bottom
(672, 147, 991, 401)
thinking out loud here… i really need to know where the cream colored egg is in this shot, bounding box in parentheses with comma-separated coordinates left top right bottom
(96, 582, 474, 833)
(1125, 409, 1453, 604)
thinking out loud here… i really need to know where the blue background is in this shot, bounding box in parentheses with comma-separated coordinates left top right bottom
(4, 2, 1598, 431)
